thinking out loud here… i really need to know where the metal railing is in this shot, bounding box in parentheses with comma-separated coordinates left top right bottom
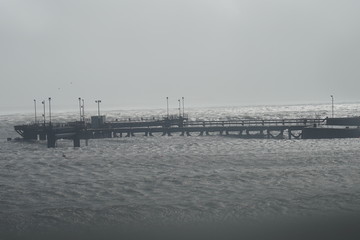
(183, 118, 325, 127)
(17, 118, 326, 130)
(107, 114, 189, 123)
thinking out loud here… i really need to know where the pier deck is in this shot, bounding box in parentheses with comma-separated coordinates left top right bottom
(14, 117, 326, 147)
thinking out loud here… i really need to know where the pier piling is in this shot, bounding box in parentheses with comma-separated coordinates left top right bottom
(14, 116, 327, 148)
(73, 136, 80, 147)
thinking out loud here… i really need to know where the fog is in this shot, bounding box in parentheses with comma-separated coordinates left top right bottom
(1, 0, 360, 113)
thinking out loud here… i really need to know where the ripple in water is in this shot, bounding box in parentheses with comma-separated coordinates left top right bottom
(1, 103, 360, 236)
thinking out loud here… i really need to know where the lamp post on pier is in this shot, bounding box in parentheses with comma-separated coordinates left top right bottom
(166, 97, 169, 119)
(78, 97, 82, 121)
(95, 100, 102, 127)
(42, 100, 46, 126)
(95, 100, 101, 117)
(48, 97, 52, 125)
(82, 99, 85, 121)
(182, 97, 185, 118)
(34, 99, 37, 124)
(330, 95, 334, 118)
(178, 99, 181, 117)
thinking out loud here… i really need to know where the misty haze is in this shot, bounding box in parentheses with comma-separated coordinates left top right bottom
(1, 0, 360, 239)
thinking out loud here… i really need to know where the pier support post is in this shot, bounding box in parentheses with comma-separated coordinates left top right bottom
(46, 126, 56, 148)
(180, 131, 185, 136)
(73, 135, 80, 147)
(186, 131, 191, 136)
(276, 130, 284, 139)
(288, 129, 292, 139)
(40, 133, 46, 140)
(47, 134, 56, 148)
(259, 130, 264, 138)
(149, 132, 153, 137)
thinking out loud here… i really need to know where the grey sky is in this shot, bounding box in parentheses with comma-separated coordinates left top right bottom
(1, 0, 360, 112)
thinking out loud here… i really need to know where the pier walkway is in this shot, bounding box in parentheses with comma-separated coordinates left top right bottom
(15, 117, 325, 147)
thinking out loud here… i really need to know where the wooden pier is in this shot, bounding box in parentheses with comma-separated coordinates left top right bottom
(15, 116, 326, 148)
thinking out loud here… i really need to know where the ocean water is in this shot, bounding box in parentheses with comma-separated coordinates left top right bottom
(1, 103, 360, 237)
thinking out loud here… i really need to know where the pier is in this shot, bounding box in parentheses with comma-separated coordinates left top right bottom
(13, 96, 360, 148)
(14, 116, 326, 147)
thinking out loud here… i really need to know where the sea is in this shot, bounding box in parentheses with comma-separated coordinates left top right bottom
(1, 103, 360, 239)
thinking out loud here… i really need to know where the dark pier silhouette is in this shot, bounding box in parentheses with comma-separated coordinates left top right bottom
(14, 115, 330, 148)
(13, 97, 360, 148)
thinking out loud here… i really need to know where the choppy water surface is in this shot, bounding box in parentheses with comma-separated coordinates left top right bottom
(1, 103, 360, 235)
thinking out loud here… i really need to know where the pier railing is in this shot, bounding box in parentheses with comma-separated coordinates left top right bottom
(14, 117, 329, 147)
(184, 118, 325, 127)
(19, 121, 86, 128)
(107, 114, 189, 123)
(21, 118, 325, 129)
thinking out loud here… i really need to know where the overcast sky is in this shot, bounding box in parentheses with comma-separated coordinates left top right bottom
(1, 0, 360, 112)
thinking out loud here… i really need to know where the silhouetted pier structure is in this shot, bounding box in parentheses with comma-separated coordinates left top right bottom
(14, 96, 360, 147)
(15, 115, 327, 147)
